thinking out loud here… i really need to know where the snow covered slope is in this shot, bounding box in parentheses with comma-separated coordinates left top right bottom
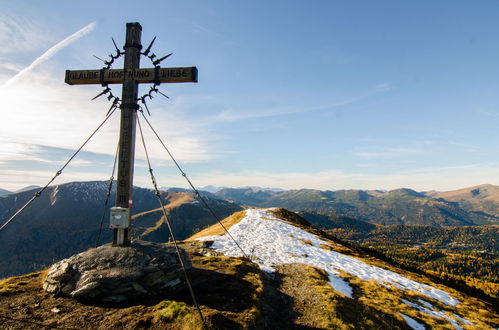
(197, 208, 481, 329)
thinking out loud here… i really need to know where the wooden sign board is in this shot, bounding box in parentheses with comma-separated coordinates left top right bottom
(65, 66, 198, 85)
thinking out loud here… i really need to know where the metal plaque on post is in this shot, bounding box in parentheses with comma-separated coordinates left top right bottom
(109, 207, 130, 229)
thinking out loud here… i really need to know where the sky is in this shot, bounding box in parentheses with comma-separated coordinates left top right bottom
(1, 1, 499, 192)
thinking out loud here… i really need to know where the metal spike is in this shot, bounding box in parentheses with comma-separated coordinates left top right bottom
(143, 36, 156, 56)
(106, 103, 116, 117)
(93, 55, 106, 63)
(91, 87, 110, 100)
(153, 53, 173, 66)
(143, 101, 151, 116)
(156, 89, 170, 99)
(112, 38, 121, 54)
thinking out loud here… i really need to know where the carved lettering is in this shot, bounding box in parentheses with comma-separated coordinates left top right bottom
(66, 67, 196, 85)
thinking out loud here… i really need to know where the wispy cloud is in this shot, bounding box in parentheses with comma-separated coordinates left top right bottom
(217, 83, 394, 121)
(0, 14, 54, 55)
(354, 147, 423, 160)
(4, 22, 96, 87)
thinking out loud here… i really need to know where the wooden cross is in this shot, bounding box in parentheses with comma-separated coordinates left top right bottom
(65, 22, 197, 246)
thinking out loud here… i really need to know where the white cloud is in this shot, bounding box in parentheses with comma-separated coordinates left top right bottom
(0, 168, 112, 191)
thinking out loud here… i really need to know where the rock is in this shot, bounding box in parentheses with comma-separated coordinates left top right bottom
(43, 240, 191, 303)
(51, 307, 61, 313)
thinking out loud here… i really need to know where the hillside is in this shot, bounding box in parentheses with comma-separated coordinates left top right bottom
(298, 211, 498, 299)
(216, 187, 499, 226)
(430, 184, 499, 219)
(0, 181, 241, 278)
(299, 211, 498, 252)
(1, 208, 497, 329)
(189, 208, 498, 328)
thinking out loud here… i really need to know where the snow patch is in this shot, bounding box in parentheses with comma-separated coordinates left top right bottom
(400, 313, 425, 330)
(328, 274, 353, 297)
(50, 185, 59, 206)
(417, 298, 433, 309)
(198, 209, 461, 306)
(401, 299, 472, 329)
(452, 313, 473, 325)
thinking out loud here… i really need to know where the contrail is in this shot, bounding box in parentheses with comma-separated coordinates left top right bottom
(4, 22, 97, 87)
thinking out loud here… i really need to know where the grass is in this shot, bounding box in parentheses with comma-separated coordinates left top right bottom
(296, 265, 498, 329)
(181, 254, 264, 329)
(302, 266, 428, 329)
(270, 208, 312, 227)
(0, 271, 41, 295)
(298, 238, 313, 245)
(153, 300, 203, 329)
(320, 243, 334, 251)
(188, 211, 246, 240)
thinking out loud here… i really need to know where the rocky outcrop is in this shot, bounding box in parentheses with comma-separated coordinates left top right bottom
(43, 240, 190, 303)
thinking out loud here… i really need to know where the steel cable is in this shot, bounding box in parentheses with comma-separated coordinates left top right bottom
(136, 115, 206, 327)
(95, 139, 120, 247)
(139, 111, 249, 259)
(0, 106, 118, 232)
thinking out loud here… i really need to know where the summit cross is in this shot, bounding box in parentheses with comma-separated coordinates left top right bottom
(65, 22, 197, 246)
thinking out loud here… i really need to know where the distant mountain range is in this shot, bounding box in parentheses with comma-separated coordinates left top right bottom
(0, 181, 241, 278)
(0, 189, 11, 197)
(214, 186, 499, 226)
(158, 185, 285, 193)
(0, 185, 41, 197)
(2, 181, 499, 278)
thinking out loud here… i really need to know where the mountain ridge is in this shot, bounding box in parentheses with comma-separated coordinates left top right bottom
(215, 186, 499, 226)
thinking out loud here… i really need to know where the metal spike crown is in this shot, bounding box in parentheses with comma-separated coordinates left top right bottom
(91, 37, 173, 116)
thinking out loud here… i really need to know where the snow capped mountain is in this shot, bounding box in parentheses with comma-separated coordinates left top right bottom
(195, 208, 481, 329)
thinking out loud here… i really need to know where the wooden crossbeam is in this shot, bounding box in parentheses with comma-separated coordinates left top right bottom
(65, 67, 198, 85)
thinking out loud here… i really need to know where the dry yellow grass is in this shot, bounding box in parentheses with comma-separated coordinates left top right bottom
(187, 210, 247, 240)
(132, 192, 196, 238)
(132, 192, 194, 219)
(0, 271, 41, 295)
(294, 264, 499, 330)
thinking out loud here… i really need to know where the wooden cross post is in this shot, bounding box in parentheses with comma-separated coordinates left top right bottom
(65, 22, 198, 246)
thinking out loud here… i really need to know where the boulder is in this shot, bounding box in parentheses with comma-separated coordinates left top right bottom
(43, 240, 190, 303)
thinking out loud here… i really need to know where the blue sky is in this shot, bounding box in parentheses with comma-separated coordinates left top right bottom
(1, 0, 499, 191)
